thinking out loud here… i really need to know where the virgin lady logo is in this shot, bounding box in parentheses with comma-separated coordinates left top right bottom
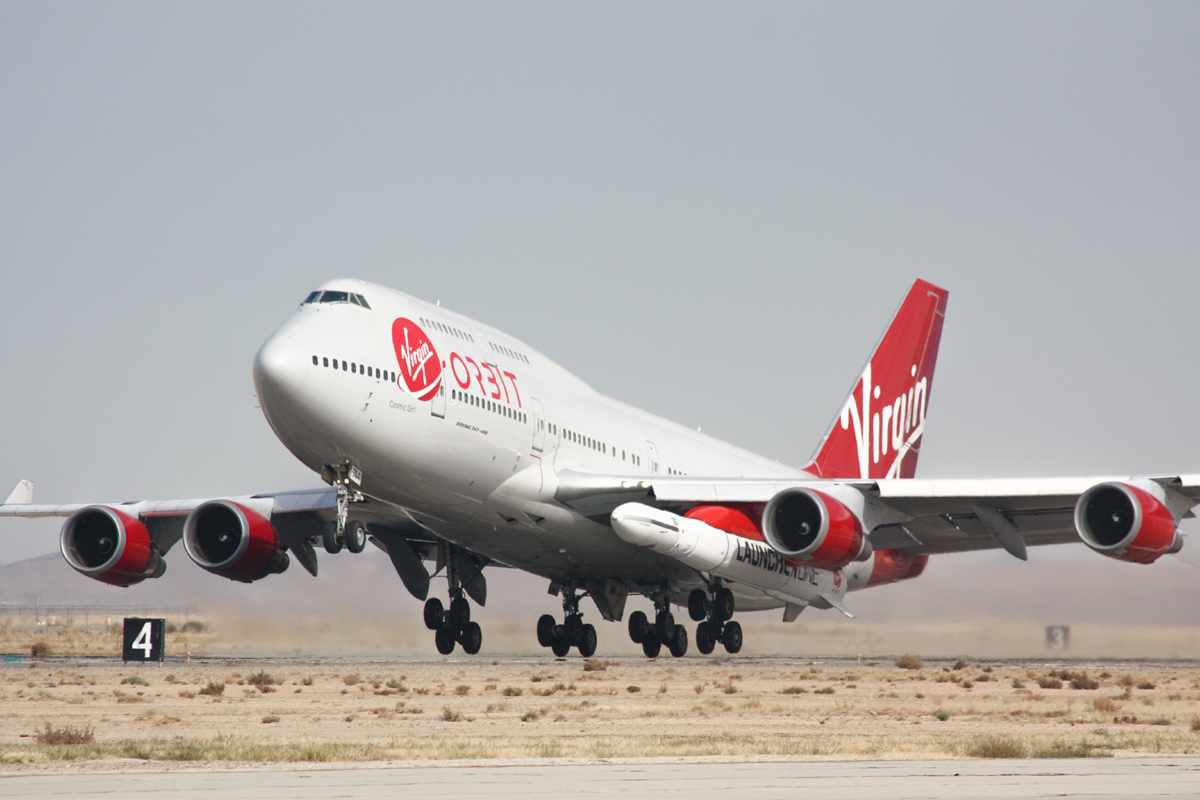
(391, 318, 442, 402)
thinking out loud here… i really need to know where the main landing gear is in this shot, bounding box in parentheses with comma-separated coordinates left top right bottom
(423, 591, 482, 655)
(536, 585, 597, 657)
(423, 549, 482, 655)
(628, 593, 689, 658)
(688, 585, 742, 655)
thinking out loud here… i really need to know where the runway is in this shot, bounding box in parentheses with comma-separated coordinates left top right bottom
(3, 758, 1199, 799)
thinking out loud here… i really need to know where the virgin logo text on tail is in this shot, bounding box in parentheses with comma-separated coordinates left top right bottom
(839, 363, 928, 479)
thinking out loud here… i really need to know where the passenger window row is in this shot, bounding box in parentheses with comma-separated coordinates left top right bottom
(488, 341, 530, 364)
(420, 317, 475, 343)
(303, 291, 371, 308)
(551, 424, 643, 466)
(312, 355, 396, 384)
(450, 388, 528, 424)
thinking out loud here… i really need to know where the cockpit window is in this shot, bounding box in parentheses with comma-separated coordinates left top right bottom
(303, 291, 322, 304)
(320, 290, 350, 304)
(355, 294, 371, 309)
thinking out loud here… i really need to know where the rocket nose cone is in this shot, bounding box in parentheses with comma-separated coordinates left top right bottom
(611, 503, 677, 548)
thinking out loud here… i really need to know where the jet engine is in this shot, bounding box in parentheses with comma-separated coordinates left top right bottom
(1074, 481, 1182, 564)
(761, 488, 872, 570)
(60, 506, 164, 587)
(182, 500, 289, 582)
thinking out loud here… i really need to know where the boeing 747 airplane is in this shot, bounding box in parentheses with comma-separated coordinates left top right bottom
(1, 278, 1193, 657)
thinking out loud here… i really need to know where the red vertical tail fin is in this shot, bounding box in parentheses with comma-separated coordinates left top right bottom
(805, 279, 949, 480)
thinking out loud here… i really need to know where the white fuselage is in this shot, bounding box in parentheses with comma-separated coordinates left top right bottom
(252, 279, 827, 612)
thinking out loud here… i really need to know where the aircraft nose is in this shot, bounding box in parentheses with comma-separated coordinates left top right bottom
(253, 330, 306, 415)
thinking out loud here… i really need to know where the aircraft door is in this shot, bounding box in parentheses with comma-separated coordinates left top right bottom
(644, 440, 660, 474)
(529, 397, 545, 455)
(430, 382, 446, 418)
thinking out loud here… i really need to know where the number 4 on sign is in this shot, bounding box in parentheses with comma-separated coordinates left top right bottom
(132, 621, 153, 659)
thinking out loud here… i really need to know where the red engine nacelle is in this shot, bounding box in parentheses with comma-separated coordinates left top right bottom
(864, 549, 929, 587)
(1074, 481, 1181, 564)
(182, 500, 289, 582)
(761, 488, 872, 570)
(60, 506, 163, 587)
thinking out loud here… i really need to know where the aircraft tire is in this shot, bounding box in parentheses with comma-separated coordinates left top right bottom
(536, 614, 557, 647)
(434, 624, 456, 655)
(550, 626, 571, 657)
(322, 527, 342, 554)
(687, 589, 708, 622)
(695, 622, 716, 655)
(460, 621, 482, 655)
(641, 636, 662, 658)
(628, 610, 649, 644)
(423, 597, 445, 631)
(449, 596, 471, 629)
(721, 620, 743, 654)
(578, 624, 597, 657)
(668, 625, 688, 658)
(345, 521, 367, 554)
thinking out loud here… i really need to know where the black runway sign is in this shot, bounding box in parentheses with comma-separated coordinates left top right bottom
(122, 617, 165, 662)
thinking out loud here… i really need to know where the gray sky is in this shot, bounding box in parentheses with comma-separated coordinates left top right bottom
(2, 2, 1199, 622)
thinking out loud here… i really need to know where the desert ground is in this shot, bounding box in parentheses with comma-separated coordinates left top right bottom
(2, 654, 1199, 771)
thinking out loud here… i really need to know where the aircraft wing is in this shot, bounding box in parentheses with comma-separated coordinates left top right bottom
(0, 481, 454, 590)
(553, 470, 1200, 559)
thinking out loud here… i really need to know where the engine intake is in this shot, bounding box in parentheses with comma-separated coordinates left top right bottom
(1074, 481, 1181, 564)
(60, 506, 163, 587)
(761, 488, 871, 570)
(183, 500, 289, 582)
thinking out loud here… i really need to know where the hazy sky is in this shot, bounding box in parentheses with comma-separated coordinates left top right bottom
(2, 3, 1199, 617)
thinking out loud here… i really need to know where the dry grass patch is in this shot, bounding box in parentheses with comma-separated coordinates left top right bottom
(895, 654, 923, 670)
(34, 724, 94, 745)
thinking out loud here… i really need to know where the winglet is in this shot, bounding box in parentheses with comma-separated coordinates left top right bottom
(3, 480, 33, 505)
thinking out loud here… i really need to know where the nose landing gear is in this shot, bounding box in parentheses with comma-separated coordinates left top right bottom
(321, 461, 367, 555)
(535, 584, 597, 657)
(689, 585, 741, 655)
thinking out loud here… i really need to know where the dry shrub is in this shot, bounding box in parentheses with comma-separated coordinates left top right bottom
(502, 687, 523, 697)
(627, 685, 642, 694)
(35, 723, 94, 745)
(180, 621, 207, 633)
(343, 674, 362, 686)
(1031, 740, 1112, 758)
(30, 641, 51, 658)
(780, 686, 807, 695)
(1189, 717, 1200, 733)
(1119, 675, 1136, 688)
(247, 671, 278, 688)
(934, 710, 950, 722)
(301, 677, 314, 687)
(261, 715, 280, 724)
(1137, 681, 1156, 690)
(441, 707, 464, 722)
(814, 687, 835, 695)
(121, 675, 149, 686)
(962, 735, 1025, 759)
(199, 681, 225, 697)
(1011, 679, 1025, 689)
(895, 654, 923, 670)
(454, 685, 471, 696)
(951, 660, 968, 671)
(1037, 677, 1063, 690)
(582, 659, 609, 672)
(1070, 674, 1100, 691)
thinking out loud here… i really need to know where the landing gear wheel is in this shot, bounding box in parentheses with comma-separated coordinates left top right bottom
(668, 624, 688, 658)
(460, 621, 482, 655)
(714, 588, 735, 622)
(563, 614, 583, 644)
(434, 624, 456, 655)
(578, 624, 597, 657)
(423, 597, 445, 631)
(536, 614, 557, 647)
(344, 520, 367, 554)
(449, 596, 471, 629)
(628, 610, 649, 644)
(721, 620, 743, 654)
(322, 527, 343, 555)
(656, 611, 675, 641)
(688, 589, 708, 622)
(641, 636, 662, 658)
(696, 621, 716, 655)
(550, 627, 571, 657)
